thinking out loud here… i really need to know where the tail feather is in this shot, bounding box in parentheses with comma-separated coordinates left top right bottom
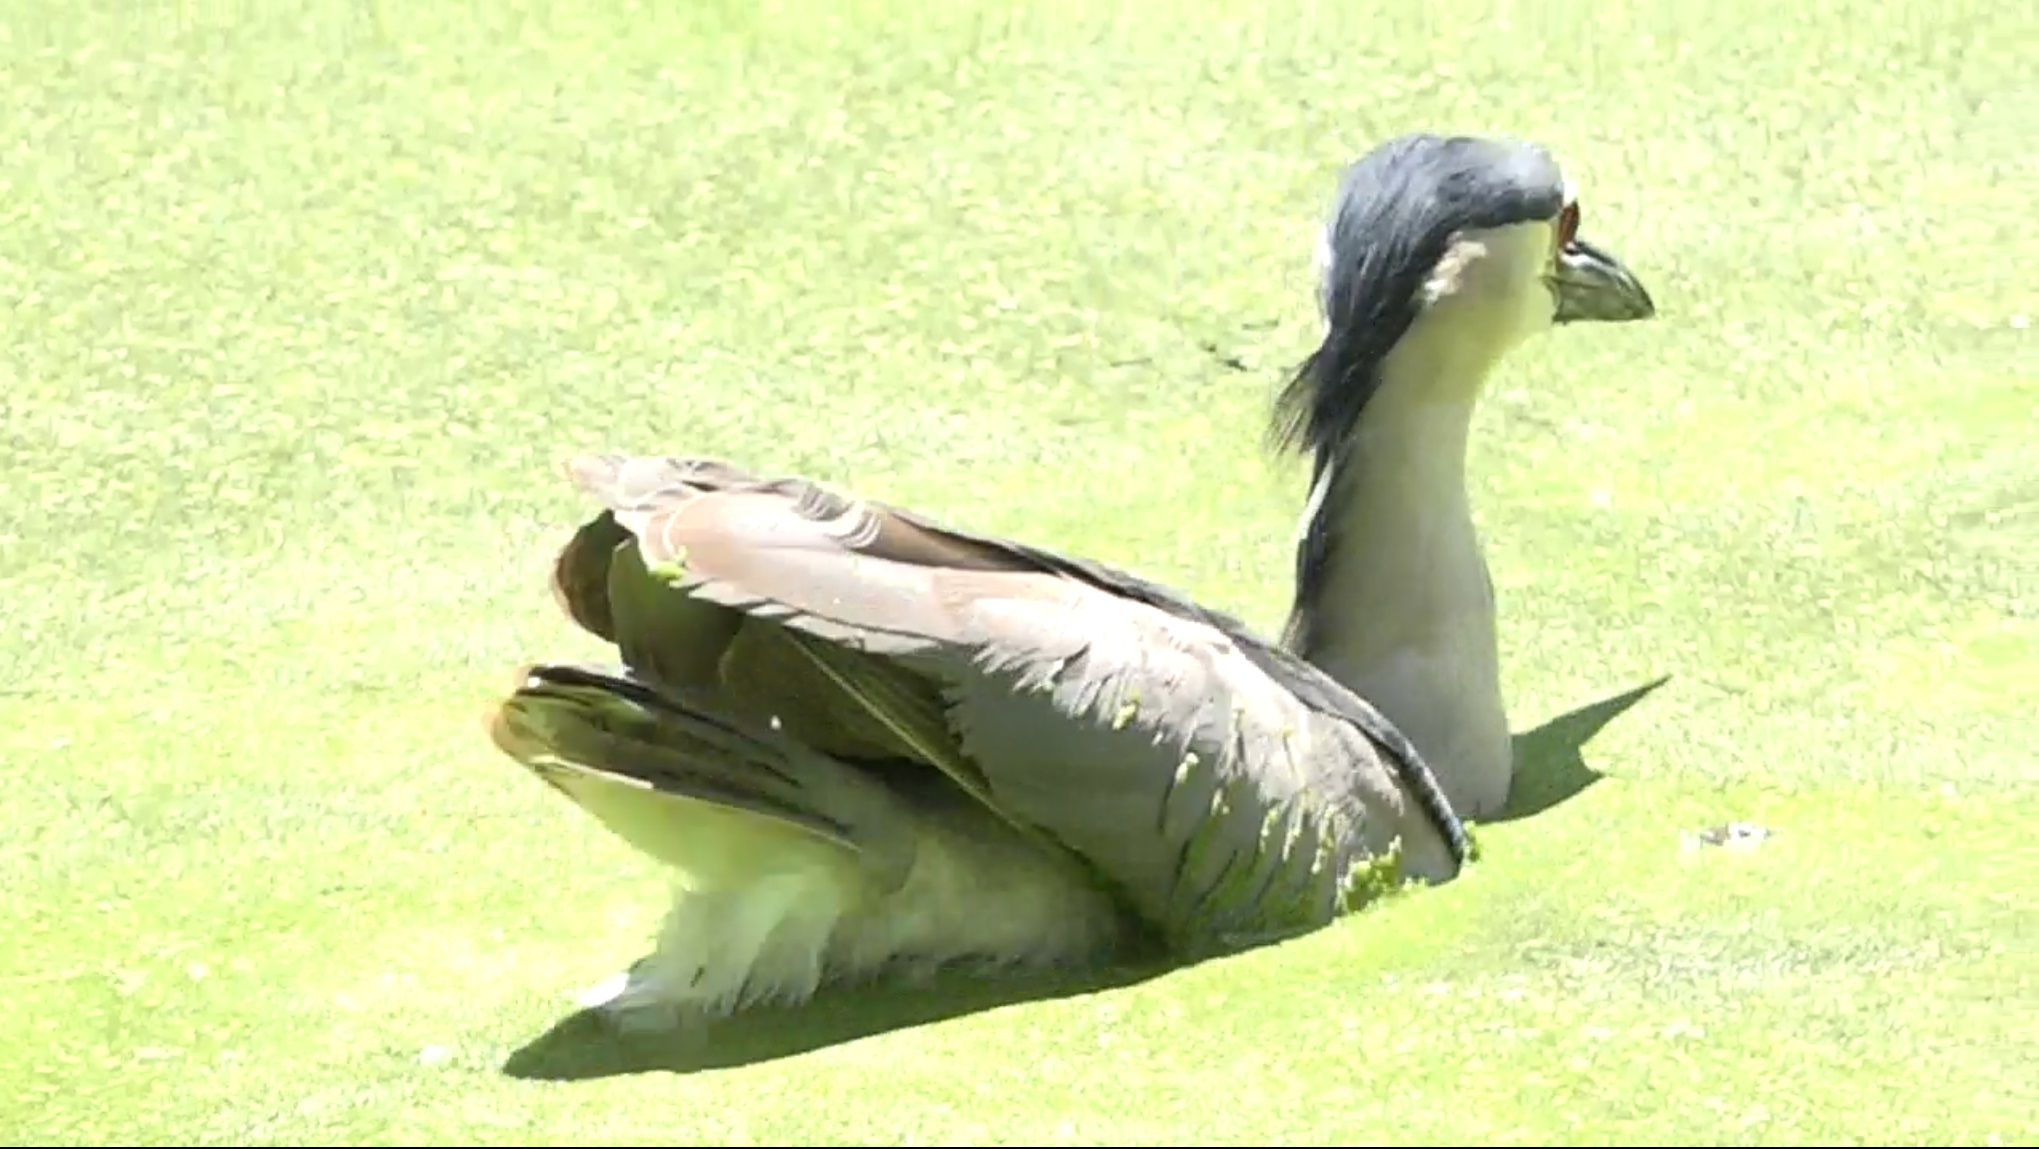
(488, 664, 918, 894)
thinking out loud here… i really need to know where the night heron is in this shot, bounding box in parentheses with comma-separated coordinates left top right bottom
(487, 133, 1655, 1029)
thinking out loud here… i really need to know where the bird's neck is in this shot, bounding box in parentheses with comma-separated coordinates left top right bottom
(1296, 391, 1487, 657)
(1290, 324, 1501, 638)
(1285, 330, 1514, 817)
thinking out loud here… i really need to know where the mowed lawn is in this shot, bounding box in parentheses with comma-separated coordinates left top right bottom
(1, 0, 2031, 1143)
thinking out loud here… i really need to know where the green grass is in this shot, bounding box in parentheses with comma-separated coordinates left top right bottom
(3, 0, 2033, 1143)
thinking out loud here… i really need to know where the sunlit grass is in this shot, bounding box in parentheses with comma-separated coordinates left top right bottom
(1, 0, 2031, 1142)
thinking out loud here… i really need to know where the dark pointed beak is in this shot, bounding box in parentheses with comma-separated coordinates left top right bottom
(1549, 236, 1656, 324)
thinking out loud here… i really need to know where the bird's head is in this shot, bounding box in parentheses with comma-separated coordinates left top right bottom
(1276, 133, 1655, 461)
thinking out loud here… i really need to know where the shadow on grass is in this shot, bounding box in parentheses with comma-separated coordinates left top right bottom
(1497, 674, 1672, 823)
(501, 960, 1173, 1080)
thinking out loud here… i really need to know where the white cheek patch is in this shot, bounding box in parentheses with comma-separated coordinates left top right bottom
(1416, 222, 1564, 340)
(1419, 232, 1486, 309)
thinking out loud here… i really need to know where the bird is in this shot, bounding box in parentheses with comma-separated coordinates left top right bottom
(485, 133, 1657, 1031)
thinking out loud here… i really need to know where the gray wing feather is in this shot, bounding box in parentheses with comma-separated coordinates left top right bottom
(934, 581, 1407, 948)
(871, 503, 1468, 869)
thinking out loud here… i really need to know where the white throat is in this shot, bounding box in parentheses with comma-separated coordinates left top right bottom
(1296, 333, 1490, 659)
(1288, 307, 1519, 819)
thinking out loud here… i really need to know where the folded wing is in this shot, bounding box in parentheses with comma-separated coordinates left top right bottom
(545, 454, 1466, 950)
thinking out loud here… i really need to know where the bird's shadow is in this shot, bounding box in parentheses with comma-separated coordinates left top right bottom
(1496, 674, 1672, 823)
(501, 960, 1173, 1081)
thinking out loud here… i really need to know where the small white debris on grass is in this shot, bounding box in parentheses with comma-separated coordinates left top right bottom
(417, 1044, 452, 1067)
(1681, 821, 1777, 853)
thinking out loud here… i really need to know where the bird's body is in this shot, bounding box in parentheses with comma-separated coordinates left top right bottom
(496, 461, 1460, 1026)
(487, 134, 1655, 1029)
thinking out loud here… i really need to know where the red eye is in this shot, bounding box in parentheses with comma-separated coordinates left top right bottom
(1557, 201, 1581, 249)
